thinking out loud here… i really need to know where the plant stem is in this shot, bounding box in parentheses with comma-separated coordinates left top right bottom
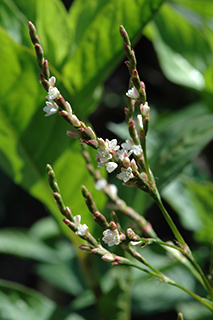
(153, 189, 187, 248)
(131, 263, 213, 312)
(152, 189, 213, 299)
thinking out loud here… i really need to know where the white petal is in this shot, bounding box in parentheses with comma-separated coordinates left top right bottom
(106, 162, 118, 173)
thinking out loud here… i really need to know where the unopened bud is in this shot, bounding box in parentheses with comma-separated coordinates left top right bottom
(137, 114, 143, 131)
(71, 115, 81, 127)
(67, 130, 81, 139)
(130, 159, 138, 172)
(126, 228, 136, 240)
(102, 253, 115, 262)
(110, 221, 117, 231)
(78, 244, 92, 252)
(123, 153, 130, 168)
(140, 102, 150, 116)
(84, 126, 96, 140)
(97, 138, 107, 149)
(65, 101, 72, 114)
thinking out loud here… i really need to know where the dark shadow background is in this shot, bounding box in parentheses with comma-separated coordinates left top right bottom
(0, 1, 212, 319)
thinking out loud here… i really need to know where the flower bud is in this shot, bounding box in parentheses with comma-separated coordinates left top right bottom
(71, 115, 81, 127)
(140, 102, 150, 116)
(67, 130, 81, 139)
(102, 253, 115, 262)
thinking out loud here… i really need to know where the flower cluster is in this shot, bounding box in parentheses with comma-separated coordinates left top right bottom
(95, 138, 142, 183)
(43, 77, 60, 116)
(74, 215, 89, 236)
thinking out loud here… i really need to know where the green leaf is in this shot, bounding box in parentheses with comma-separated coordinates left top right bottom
(0, 0, 31, 47)
(63, 0, 165, 111)
(183, 181, 213, 243)
(0, 28, 106, 239)
(0, 279, 84, 320)
(98, 266, 132, 320)
(35, 262, 84, 296)
(176, 301, 213, 320)
(0, 228, 61, 263)
(35, 0, 71, 68)
(150, 104, 213, 190)
(144, 1, 212, 89)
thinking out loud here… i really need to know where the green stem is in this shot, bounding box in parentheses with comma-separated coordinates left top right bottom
(153, 189, 213, 299)
(141, 136, 152, 182)
(153, 190, 187, 248)
(131, 263, 213, 312)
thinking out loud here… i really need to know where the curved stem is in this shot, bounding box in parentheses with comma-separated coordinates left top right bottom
(153, 189, 187, 248)
(153, 189, 213, 299)
(131, 262, 213, 312)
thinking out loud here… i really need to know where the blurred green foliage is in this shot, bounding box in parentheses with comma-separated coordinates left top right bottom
(0, 0, 213, 319)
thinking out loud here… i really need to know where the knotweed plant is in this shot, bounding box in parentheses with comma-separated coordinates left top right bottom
(29, 21, 213, 316)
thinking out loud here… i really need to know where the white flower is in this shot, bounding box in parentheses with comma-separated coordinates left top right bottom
(43, 101, 58, 116)
(116, 148, 132, 161)
(47, 86, 60, 100)
(130, 241, 142, 246)
(121, 139, 142, 156)
(108, 184, 118, 197)
(105, 139, 120, 151)
(74, 215, 88, 236)
(132, 144, 142, 156)
(95, 148, 112, 164)
(106, 162, 118, 173)
(121, 139, 133, 151)
(126, 87, 139, 99)
(102, 229, 120, 247)
(48, 76, 56, 87)
(140, 102, 150, 116)
(95, 179, 108, 190)
(117, 167, 134, 183)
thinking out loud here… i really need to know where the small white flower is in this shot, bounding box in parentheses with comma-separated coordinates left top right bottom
(74, 215, 81, 225)
(132, 144, 142, 156)
(140, 102, 150, 116)
(102, 229, 120, 247)
(74, 215, 88, 236)
(105, 139, 120, 151)
(76, 224, 89, 236)
(95, 179, 108, 190)
(43, 101, 58, 116)
(121, 139, 133, 151)
(106, 162, 118, 173)
(137, 114, 143, 130)
(130, 241, 142, 246)
(117, 167, 134, 183)
(48, 76, 56, 87)
(108, 184, 118, 197)
(47, 86, 60, 100)
(121, 139, 142, 156)
(126, 87, 139, 99)
(117, 148, 132, 161)
(95, 148, 112, 164)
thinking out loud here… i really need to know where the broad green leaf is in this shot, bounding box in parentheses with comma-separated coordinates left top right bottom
(154, 2, 212, 72)
(0, 228, 60, 263)
(35, 262, 84, 295)
(177, 301, 213, 320)
(63, 0, 165, 111)
(150, 104, 213, 190)
(143, 1, 212, 89)
(0, 28, 105, 239)
(0, 279, 85, 320)
(0, 0, 31, 47)
(35, 0, 71, 68)
(184, 181, 213, 243)
(162, 176, 203, 232)
(98, 266, 131, 320)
